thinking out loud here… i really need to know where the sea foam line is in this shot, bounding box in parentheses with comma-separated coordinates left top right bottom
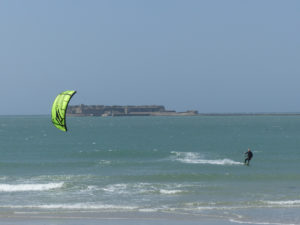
(171, 151, 243, 165)
(229, 219, 297, 225)
(101, 183, 187, 195)
(263, 200, 300, 206)
(159, 189, 182, 194)
(0, 182, 64, 192)
(0, 203, 137, 210)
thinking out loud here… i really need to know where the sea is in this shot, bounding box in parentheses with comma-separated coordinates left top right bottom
(0, 115, 300, 224)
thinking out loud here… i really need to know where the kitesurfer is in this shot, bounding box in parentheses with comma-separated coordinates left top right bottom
(244, 148, 253, 165)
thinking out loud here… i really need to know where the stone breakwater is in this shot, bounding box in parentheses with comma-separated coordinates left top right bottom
(67, 105, 198, 117)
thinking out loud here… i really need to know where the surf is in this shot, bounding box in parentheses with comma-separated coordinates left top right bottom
(0, 182, 64, 192)
(171, 151, 243, 165)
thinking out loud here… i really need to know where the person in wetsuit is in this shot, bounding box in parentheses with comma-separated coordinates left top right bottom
(244, 148, 253, 165)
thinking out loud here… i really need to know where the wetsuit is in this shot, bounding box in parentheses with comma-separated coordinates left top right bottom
(244, 151, 253, 165)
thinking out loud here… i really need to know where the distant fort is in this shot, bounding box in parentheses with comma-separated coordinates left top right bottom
(67, 105, 198, 117)
(66, 105, 300, 117)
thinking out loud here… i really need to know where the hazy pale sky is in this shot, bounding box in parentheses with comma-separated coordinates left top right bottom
(0, 0, 299, 115)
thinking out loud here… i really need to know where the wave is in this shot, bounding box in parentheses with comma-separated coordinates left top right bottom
(159, 189, 182, 194)
(101, 183, 187, 196)
(183, 200, 300, 212)
(229, 219, 297, 225)
(98, 160, 111, 165)
(263, 200, 300, 207)
(102, 183, 128, 194)
(0, 203, 137, 210)
(171, 151, 243, 165)
(0, 182, 64, 192)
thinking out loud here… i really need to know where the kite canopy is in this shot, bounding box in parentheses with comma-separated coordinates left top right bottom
(51, 90, 76, 132)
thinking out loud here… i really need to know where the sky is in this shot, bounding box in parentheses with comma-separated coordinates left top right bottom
(0, 0, 299, 115)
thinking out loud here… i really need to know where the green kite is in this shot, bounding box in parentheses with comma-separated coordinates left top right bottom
(51, 90, 76, 132)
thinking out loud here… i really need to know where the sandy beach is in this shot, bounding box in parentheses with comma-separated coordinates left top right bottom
(0, 212, 241, 225)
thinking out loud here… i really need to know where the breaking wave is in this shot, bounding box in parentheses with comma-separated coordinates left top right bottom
(1, 203, 137, 210)
(0, 183, 64, 192)
(171, 151, 243, 165)
(262, 200, 300, 207)
(101, 183, 186, 195)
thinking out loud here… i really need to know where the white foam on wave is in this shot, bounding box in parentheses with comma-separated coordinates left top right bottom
(98, 160, 111, 165)
(1, 203, 137, 210)
(263, 200, 300, 206)
(159, 189, 182, 194)
(101, 183, 187, 196)
(0, 182, 64, 192)
(171, 151, 243, 165)
(102, 183, 128, 194)
(229, 219, 297, 225)
(138, 208, 159, 212)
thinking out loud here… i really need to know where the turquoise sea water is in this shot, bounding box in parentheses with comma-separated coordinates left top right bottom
(0, 116, 300, 224)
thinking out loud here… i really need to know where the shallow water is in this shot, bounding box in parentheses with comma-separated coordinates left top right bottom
(0, 115, 300, 224)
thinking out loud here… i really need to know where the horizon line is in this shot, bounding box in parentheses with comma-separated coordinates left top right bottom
(2, 112, 300, 117)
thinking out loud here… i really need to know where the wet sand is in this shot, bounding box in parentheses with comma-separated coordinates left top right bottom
(0, 211, 242, 225)
(0, 218, 239, 225)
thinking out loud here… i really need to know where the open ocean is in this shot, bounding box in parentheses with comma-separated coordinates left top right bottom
(0, 115, 300, 224)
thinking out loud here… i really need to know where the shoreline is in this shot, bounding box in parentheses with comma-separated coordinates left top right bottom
(1, 209, 295, 225)
(0, 211, 242, 225)
(0, 218, 237, 225)
(0, 206, 298, 225)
